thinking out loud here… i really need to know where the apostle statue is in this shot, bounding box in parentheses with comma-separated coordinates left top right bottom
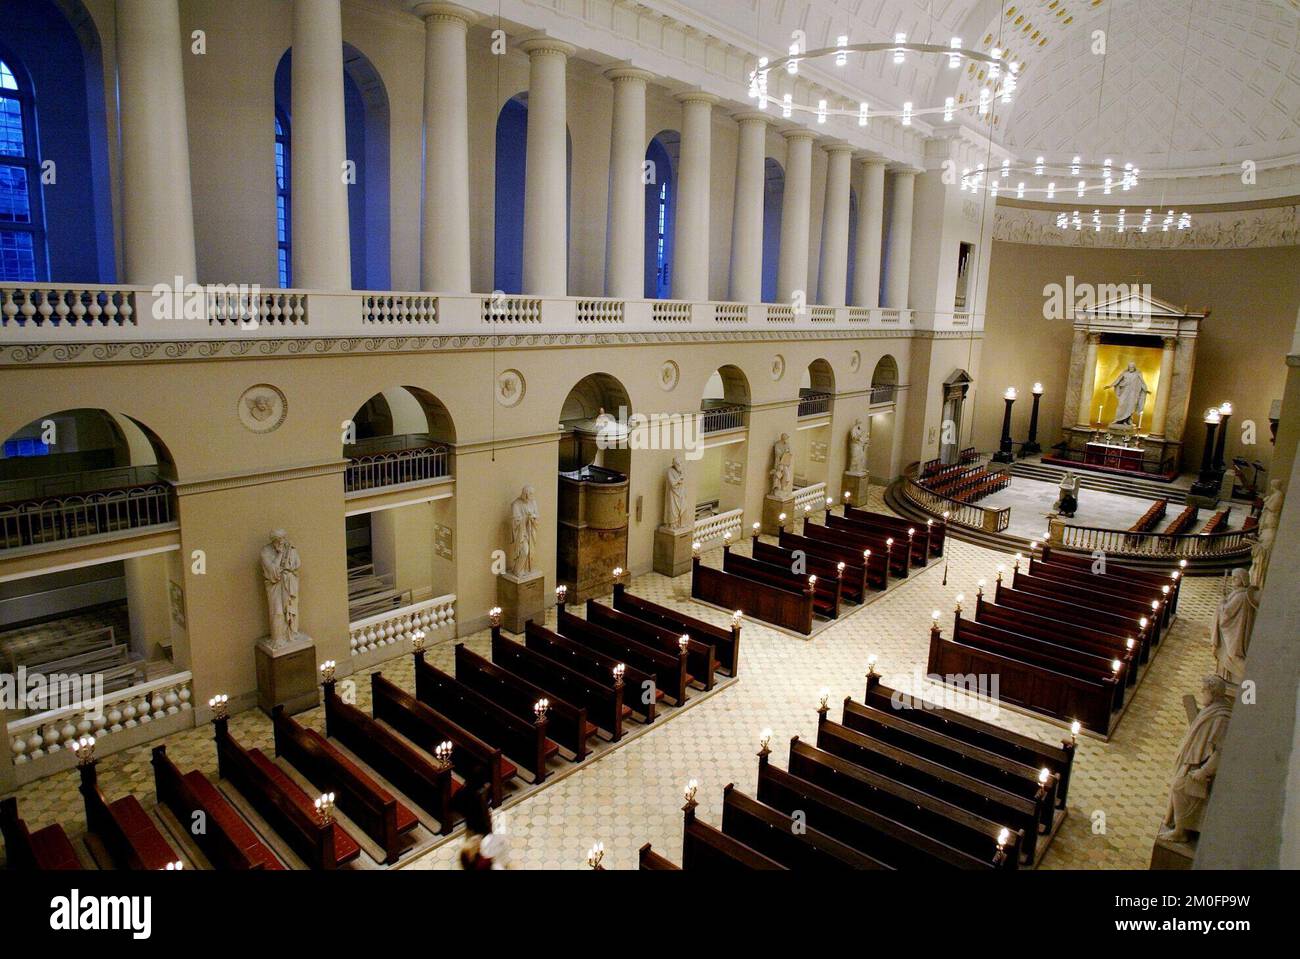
(509, 484, 540, 577)
(664, 455, 688, 530)
(1210, 568, 1259, 685)
(1248, 526, 1275, 591)
(1158, 675, 1233, 843)
(1259, 479, 1284, 535)
(769, 432, 794, 497)
(260, 529, 301, 650)
(1106, 361, 1150, 427)
(847, 419, 869, 475)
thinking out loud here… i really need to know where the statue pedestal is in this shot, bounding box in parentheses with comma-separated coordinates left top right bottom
(653, 525, 694, 578)
(1149, 835, 1195, 870)
(255, 634, 318, 717)
(498, 571, 545, 634)
(841, 471, 870, 507)
(761, 493, 796, 535)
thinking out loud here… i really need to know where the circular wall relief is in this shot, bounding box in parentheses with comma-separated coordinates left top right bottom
(770, 354, 786, 381)
(849, 350, 862, 373)
(238, 384, 287, 434)
(496, 369, 526, 407)
(659, 360, 680, 392)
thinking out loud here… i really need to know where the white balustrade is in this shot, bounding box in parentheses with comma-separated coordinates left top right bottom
(576, 298, 625, 323)
(794, 482, 829, 514)
(362, 293, 438, 324)
(1, 285, 137, 328)
(349, 594, 456, 657)
(651, 301, 692, 323)
(208, 288, 308, 327)
(692, 508, 744, 549)
(481, 295, 543, 323)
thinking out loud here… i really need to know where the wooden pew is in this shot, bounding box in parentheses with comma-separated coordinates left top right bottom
(586, 599, 717, 690)
(779, 528, 886, 591)
(863, 675, 1076, 807)
(975, 594, 1142, 678)
(718, 783, 889, 869)
(846, 502, 945, 558)
(841, 505, 929, 565)
(993, 577, 1155, 656)
(413, 651, 557, 784)
(612, 582, 741, 677)
(637, 842, 681, 870)
(454, 643, 595, 762)
(0, 797, 80, 870)
(322, 679, 457, 834)
(691, 555, 814, 635)
(78, 757, 180, 870)
(722, 546, 842, 619)
(272, 706, 418, 864)
(557, 608, 690, 704)
(756, 748, 1011, 869)
(1038, 545, 1181, 617)
(807, 516, 908, 578)
(1029, 555, 1177, 625)
(753, 538, 867, 604)
(928, 615, 1119, 735)
(815, 716, 1046, 864)
(1129, 498, 1168, 533)
(371, 672, 514, 808)
(213, 715, 360, 869)
(1201, 510, 1229, 534)
(1016, 564, 1168, 635)
(787, 737, 1022, 865)
(680, 802, 786, 870)
(152, 745, 281, 870)
(520, 621, 641, 730)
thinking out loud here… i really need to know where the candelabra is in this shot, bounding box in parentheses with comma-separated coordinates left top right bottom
(993, 387, 1018, 463)
(1190, 407, 1223, 499)
(1022, 382, 1044, 455)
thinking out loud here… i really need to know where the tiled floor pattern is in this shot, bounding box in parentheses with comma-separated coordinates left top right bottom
(2, 491, 1217, 871)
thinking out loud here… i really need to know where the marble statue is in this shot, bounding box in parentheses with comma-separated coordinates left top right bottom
(1106, 362, 1150, 427)
(1210, 568, 1259, 685)
(664, 455, 688, 530)
(1159, 675, 1233, 843)
(509, 484, 540, 576)
(847, 419, 868, 475)
(1259, 479, 1284, 534)
(1055, 471, 1080, 518)
(260, 529, 301, 650)
(769, 432, 794, 497)
(1248, 526, 1274, 591)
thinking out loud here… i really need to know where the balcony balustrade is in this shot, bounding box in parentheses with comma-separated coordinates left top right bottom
(343, 434, 452, 493)
(0, 466, 176, 551)
(797, 389, 833, 417)
(699, 402, 748, 434)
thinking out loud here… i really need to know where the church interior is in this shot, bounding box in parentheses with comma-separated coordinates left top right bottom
(1, 0, 1298, 902)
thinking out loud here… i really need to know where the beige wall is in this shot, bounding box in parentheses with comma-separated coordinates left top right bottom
(973, 242, 1300, 472)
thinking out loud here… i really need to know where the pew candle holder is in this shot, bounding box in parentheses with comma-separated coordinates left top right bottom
(410, 629, 426, 654)
(1069, 720, 1082, 745)
(534, 698, 550, 722)
(489, 606, 503, 628)
(587, 842, 605, 870)
(319, 659, 337, 682)
(208, 694, 229, 721)
(758, 727, 773, 758)
(314, 791, 336, 826)
(683, 779, 699, 809)
(73, 735, 96, 767)
(434, 740, 454, 769)
(678, 634, 690, 655)
(612, 663, 626, 686)
(865, 654, 878, 678)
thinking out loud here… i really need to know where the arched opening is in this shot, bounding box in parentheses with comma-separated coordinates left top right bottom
(557, 374, 631, 600)
(274, 44, 391, 289)
(644, 131, 678, 298)
(344, 387, 455, 493)
(871, 354, 899, 404)
(494, 93, 572, 294)
(696, 365, 751, 520)
(799, 358, 835, 417)
(845, 187, 859, 305)
(868, 354, 901, 481)
(794, 360, 835, 489)
(761, 157, 785, 302)
(0, 0, 115, 282)
(1, 409, 182, 711)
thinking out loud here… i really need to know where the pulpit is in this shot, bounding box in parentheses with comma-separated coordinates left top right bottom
(557, 465, 628, 602)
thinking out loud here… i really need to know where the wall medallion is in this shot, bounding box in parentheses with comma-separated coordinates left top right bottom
(849, 350, 861, 373)
(238, 384, 288, 434)
(770, 354, 785, 381)
(497, 369, 526, 407)
(659, 360, 680, 391)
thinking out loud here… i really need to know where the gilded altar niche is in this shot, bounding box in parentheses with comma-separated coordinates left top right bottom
(1088, 343, 1165, 430)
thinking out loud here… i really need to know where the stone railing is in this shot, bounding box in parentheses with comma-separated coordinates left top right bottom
(794, 482, 829, 515)
(349, 594, 456, 659)
(0, 285, 138, 329)
(901, 466, 1010, 533)
(1049, 518, 1254, 560)
(693, 508, 744, 549)
(7, 671, 193, 783)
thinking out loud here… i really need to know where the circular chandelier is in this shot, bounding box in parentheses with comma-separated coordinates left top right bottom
(1054, 208, 1192, 234)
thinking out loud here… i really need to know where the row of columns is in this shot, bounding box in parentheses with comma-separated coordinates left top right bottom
(115, 0, 916, 309)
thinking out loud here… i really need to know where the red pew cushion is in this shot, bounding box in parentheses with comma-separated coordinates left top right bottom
(29, 823, 80, 870)
(182, 770, 284, 870)
(107, 795, 178, 870)
(248, 749, 361, 865)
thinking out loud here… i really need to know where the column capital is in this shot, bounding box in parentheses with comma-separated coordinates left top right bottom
(821, 139, 854, 155)
(731, 110, 771, 126)
(1162, 335, 1177, 348)
(675, 89, 720, 106)
(409, 2, 478, 26)
(887, 164, 922, 177)
(855, 154, 889, 168)
(782, 127, 817, 143)
(605, 65, 655, 84)
(519, 35, 577, 58)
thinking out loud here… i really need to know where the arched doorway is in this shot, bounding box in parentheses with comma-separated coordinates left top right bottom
(696, 365, 751, 522)
(795, 359, 835, 489)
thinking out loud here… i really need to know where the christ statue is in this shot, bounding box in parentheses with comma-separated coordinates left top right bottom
(1106, 362, 1150, 427)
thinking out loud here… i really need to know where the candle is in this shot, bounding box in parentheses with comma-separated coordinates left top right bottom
(1097, 403, 1103, 423)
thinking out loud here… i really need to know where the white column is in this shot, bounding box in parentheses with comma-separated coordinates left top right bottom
(604, 67, 653, 298)
(728, 112, 768, 303)
(520, 37, 576, 297)
(817, 142, 853, 307)
(291, 0, 351, 290)
(776, 130, 814, 304)
(671, 92, 718, 301)
(1150, 336, 1178, 437)
(418, 4, 477, 293)
(852, 158, 886, 308)
(115, 0, 196, 284)
(1077, 333, 1101, 426)
(883, 169, 915, 310)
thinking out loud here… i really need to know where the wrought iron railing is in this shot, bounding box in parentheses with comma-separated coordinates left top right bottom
(344, 441, 451, 492)
(0, 482, 176, 549)
(700, 403, 747, 434)
(797, 390, 833, 417)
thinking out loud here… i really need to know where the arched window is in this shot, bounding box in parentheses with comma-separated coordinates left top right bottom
(0, 57, 46, 282)
(644, 132, 677, 298)
(274, 110, 291, 287)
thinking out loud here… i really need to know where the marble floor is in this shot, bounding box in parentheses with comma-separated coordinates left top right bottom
(1, 490, 1218, 871)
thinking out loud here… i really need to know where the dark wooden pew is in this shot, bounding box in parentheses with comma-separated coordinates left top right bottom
(558, 608, 690, 704)
(585, 599, 717, 690)
(680, 801, 786, 870)
(1038, 544, 1181, 616)
(1015, 565, 1167, 637)
(1200, 510, 1229, 534)
(863, 675, 1076, 807)
(691, 555, 815, 635)
(322, 678, 457, 834)
(845, 502, 946, 557)
(454, 643, 595, 762)
(520, 621, 642, 730)
(272, 706, 418, 864)
(213, 714, 360, 869)
(413, 651, 557, 784)
(787, 737, 1021, 865)
(840, 505, 928, 565)
(976, 594, 1143, 675)
(152, 745, 281, 870)
(0, 797, 80, 870)
(757, 749, 1010, 869)
(1129, 498, 1167, 533)
(1163, 503, 1200, 536)
(993, 577, 1155, 655)
(719, 783, 889, 869)
(806, 517, 908, 578)
(1027, 556, 1175, 626)
(78, 757, 180, 870)
(612, 582, 741, 677)
(637, 842, 681, 870)
(371, 672, 514, 808)
(723, 546, 842, 619)
(779, 528, 886, 591)
(753, 538, 866, 604)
